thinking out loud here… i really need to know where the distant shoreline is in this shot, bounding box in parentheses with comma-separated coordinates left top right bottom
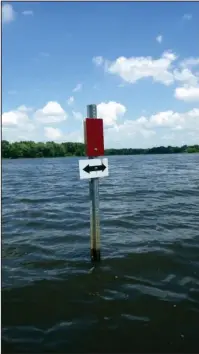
(2, 140, 199, 159)
(2, 153, 199, 160)
(2, 151, 199, 160)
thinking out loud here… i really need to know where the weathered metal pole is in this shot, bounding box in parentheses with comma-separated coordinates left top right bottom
(87, 104, 101, 262)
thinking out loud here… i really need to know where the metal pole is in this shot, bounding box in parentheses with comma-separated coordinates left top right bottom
(87, 104, 101, 262)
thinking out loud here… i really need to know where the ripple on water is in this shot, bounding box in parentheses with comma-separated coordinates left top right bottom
(2, 155, 199, 352)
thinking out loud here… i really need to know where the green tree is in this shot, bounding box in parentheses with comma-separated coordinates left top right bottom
(2, 141, 199, 159)
(2, 140, 10, 158)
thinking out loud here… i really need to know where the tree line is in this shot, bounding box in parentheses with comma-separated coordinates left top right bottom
(1, 140, 199, 159)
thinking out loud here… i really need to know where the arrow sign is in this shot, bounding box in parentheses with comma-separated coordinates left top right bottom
(83, 162, 106, 174)
(79, 158, 109, 180)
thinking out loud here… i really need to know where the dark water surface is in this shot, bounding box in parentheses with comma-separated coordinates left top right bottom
(2, 154, 199, 353)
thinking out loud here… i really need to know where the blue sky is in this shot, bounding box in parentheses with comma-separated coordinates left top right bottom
(2, 1, 199, 148)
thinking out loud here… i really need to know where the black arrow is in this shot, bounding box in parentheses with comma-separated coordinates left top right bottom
(83, 163, 106, 174)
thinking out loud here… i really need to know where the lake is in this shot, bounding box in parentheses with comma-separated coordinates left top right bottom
(2, 154, 199, 353)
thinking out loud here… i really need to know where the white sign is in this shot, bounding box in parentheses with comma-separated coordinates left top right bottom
(79, 158, 109, 180)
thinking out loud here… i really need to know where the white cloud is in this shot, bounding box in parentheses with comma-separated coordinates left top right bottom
(173, 59, 199, 101)
(2, 106, 35, 142)
(175, 86, 199, 102)
(72, 111, 83, 121)
(2, 108, 31, 127)
(22, 10, 33, 16)
(45, 129, 83, 143)
(64, 130, 83, 143)
(73, 83, 82, 92)
(2, 102, 199, 148)
(2, 103, 70, 143)
(2, 112, 20, 126)
(34, 101, 67, 123)
(101, 51, 177, 85)
(2, 126, 35, 142)
(2, 4, 15, 24)
(44, 127, 62, 140)
(183, 14, 192, 21)
(93, 56, 104, 66)
(180, 57, 199, 69)
(156, 35, 163, 43)
(2, 103, 69, 143)
(94, 51, 199, 94)
(105, 108, 199, 148)
(148, 111, 184, 128)
(135, 108, 199, 131)
(173, 68, 199, 86)
(97, 101, 126, 126)
(67, 96, 74, 105)
(18, 105, 33, 112)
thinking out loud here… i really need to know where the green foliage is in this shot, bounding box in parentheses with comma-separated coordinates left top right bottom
(1, 140, 199, 159)
(186, 145, 199, 153)
(105, 145, 199, 156)
(1, 140, 85, 159)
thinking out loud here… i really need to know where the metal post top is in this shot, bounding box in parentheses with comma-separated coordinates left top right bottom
(87, 104, 97, 119)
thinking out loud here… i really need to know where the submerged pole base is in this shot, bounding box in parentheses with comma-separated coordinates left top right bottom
(91, 248, 101, 262)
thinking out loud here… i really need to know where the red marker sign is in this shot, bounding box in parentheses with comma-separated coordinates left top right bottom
(84, 118, 104, 157)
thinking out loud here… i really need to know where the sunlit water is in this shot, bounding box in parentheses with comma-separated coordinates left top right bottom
(2, 154, 199, 353)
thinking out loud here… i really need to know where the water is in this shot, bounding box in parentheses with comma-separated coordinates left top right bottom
(2, 154, 199, 353)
